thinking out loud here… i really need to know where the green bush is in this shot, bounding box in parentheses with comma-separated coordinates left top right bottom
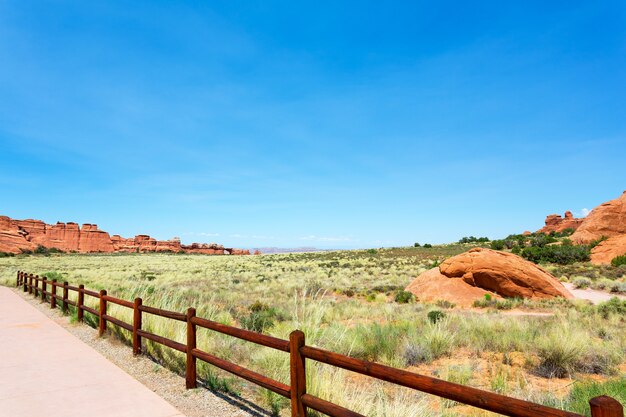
(597, 298, 626, 318)
(490, 240, 505, 250)
(530, 234, 558, 247)
(423, 243, 433, 248)
(413, 242, 421, 247)
(521, 244, 590, 264)
(427, 310, 445, 323)
(458, 236, 489, 244)
(394, 290, 414, 303)
(239, 301, 284, 333)
(611, 254, 626, 267)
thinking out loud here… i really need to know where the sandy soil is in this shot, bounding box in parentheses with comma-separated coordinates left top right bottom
(563, 283, 626, 304)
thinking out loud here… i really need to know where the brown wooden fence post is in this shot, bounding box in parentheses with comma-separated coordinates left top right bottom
(23, 272, 27, 292)
(41, 276, 47, 302)
(62, 282, 69, 314)
(290, 330, 307, 417)
(77, 284, 84, 322)
(590, 396, 624, 417)
(133, 297, 142, 355)
(28, 274, 33, 294)
(99, 289, 107, 336)
(50, 279, 57, 309)
(16, 271, 19, 287)
(186, 307, 197, 389)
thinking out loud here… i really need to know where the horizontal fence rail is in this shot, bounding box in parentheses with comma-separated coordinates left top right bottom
(14, 271, 624, 417)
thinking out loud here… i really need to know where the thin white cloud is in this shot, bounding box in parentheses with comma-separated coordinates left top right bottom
(183, 232, 220, 237)
(580, 208, 591, 217)
(299, 235, 355, 242)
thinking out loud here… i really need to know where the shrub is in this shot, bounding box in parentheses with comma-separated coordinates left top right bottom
(597, 298, 626, 318)
(458, 236, 489, 244)
(0, 252, 15, 258)
(572, 277, 592, 289)
(427, 310, 445, 324)
(611, 254, 626, 267)
(413, 242, 421, 247)
(530, 234, 558, 247)
(609, 282, 626, 293)
(403, 343, 432, 366)
(423, 243, 433, 248)
(490, 240, 505, 250)
(239, 301, 283, 333)
(521, 244, 590, 264)
(395, 290, 414, 304)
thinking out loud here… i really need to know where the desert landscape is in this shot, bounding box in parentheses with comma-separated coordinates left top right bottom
(2, 191, 626, 416)
(2, 3, 625, 416)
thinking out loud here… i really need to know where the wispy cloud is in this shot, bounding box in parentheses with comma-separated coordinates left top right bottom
(299, 235, 356, 242)
(183, 232, 220, 237)
(579, 208, 591, 217)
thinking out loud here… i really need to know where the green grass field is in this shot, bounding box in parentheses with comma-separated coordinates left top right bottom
(1, 247, 625, 416)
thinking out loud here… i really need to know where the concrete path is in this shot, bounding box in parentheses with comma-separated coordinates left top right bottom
(0, 286, 184, 417)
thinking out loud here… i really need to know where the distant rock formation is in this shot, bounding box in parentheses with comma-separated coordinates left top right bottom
(536, 211, 583, 234)
(0, 215, 249, 255)
(406, 248, 573, 307)
(571, 191, 626, 244)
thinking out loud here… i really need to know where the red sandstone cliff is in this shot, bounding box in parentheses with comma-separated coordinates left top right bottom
(536, 211, 583, 234)
(0, 215, 249, 255)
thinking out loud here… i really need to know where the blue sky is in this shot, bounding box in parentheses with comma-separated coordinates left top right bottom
(1, 1, 625, 249)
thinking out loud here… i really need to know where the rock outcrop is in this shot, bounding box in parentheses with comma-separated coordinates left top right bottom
(406, 248, 573, 306)
(590, 235, 626, 265)
(537, 211, 583, 234)
(0, 215, 249, 255)
(571, 191, 626, 244)
(406, 267, 499, 307)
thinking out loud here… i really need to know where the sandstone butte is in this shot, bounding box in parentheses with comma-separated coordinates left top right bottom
(0, 215, 250, 255)
(566, 191, 626, 265)
(571, 191, 626, 244)
(536, 211, 583, 234)
(406, 248, 573, 307)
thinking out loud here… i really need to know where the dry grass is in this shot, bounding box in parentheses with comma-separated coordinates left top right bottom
(1, 248, 624, 416)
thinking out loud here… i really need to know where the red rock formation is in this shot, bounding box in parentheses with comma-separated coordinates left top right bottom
(590, 235, 626, 265)
(0, 216, 36, 253)
(0, 215, 249, 255)
(406, 248, 573, 306)
(406, 267, 499, 307)
(571, 191, 626, 244)
(537, 211, 583, 234)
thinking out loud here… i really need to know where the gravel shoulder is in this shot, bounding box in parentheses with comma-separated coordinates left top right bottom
(12, 288, 273, 417)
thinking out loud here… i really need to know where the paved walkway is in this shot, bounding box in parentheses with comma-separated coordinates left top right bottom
(0, 286, 184, 417)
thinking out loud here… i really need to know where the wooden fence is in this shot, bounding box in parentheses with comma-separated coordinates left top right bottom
(15, 271, 624, 417)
